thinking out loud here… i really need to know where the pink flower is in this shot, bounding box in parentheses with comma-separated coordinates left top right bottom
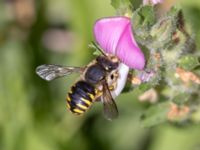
(93, 17, 145, 70)
(143, 0, 163, 5)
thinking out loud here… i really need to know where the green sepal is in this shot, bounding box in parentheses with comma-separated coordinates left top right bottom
(140, 102, 171, 127)
(149, 17, 176, 50)
(131, 5, 156, 45)
(88, 42, 103, 56)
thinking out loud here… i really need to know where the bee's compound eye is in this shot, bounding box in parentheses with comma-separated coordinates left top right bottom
(110, 74, 114, 80)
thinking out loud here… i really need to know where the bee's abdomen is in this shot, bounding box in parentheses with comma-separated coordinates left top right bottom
(66, 81, 96, 115)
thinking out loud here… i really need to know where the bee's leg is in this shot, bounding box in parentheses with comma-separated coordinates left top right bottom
(94, 89, 103, 102)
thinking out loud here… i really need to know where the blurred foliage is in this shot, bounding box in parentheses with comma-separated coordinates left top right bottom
(0, 0, 200, 150)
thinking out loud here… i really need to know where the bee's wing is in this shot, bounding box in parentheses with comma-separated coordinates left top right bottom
(36, 64, 84, 81)
(101, 80, 118, 120)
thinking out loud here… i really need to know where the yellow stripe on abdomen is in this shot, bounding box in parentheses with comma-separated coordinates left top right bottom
(73, 108, 84, 114)
(76, 103, 88, 110)
(81, 98, 92, 106)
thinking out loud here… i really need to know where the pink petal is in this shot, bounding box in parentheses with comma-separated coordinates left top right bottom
(94, 17, 130, 54)
(116, 23, 145, 70)
(93, 17, 145, 70)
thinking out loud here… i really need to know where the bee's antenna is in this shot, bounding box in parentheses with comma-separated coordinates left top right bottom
(90, 41, 107, 57)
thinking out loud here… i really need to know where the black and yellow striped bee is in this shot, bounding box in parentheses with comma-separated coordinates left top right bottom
(36, 54, 125, 120)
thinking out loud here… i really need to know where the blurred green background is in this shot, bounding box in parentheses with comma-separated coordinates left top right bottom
(1, 0, 200, 150)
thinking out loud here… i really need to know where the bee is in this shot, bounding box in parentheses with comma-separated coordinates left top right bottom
(36, 53, 129, 120)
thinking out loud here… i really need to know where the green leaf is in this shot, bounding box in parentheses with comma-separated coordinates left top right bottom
(111, 0, 131, 10)
(111, 0, 132, 15)
(140, 102, 171, 127)
(138, 83, 152, 91)
(88, 42, 103, 56)
(178, 55, 200, 70)
(132, 5, 155, 30)
(131, 5, 156, 45)
(93, 50, 102, 56)
(172, 93, 190, 105)
(139, 6, 155, 27)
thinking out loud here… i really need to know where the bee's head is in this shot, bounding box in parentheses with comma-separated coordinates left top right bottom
(96, 56, 119, 71)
